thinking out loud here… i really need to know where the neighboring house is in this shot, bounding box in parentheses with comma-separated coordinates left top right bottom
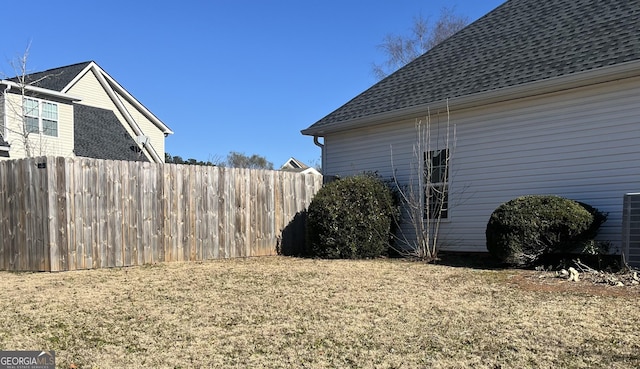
(302, 0, 640, 253)
(280, 157, 321, 175)
(0, 61, 172, 162)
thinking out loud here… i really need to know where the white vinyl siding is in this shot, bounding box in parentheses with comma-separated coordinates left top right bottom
(323, 76, 640, 253)
(0, 93, 74, 159)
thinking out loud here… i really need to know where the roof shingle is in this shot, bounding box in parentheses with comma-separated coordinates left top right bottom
(8, 61, 92, 92)
(306, 0, 640, 131)
(74, 104, 149, 162)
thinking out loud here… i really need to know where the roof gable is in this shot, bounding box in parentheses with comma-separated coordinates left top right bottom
(305, 0, 640, 133)
(63, 62, 174, 136)
(8, 61, 173, 137)
(280, 157, 309, 170)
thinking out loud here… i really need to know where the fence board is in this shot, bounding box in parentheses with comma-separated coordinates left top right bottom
(89, 159, 99, 268)
(185, 165, 194, 261)
(35, 158, 47, 271)
(72, 159, 81, 270)
(192, 166, 200, 260)
(165, 164, 176, 262)
(221, 167, 229, 258)
(96, 159, 107, 268)
(24, 161, 35, 271)
(6, 161, 17, 270)
(209, 166, 220, 259)
(16, 161, 27, 271)
(46, 158, 55, 272)
(154, 163, 165, 263)
(125, 161, 134, 265)
(175, 165, 185, 262)
(142, 162, 153, 264)
(0, 157, 322, 271)
(0, 160, 6, 269)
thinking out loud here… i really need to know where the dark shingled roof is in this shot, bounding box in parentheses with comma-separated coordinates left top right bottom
(8, 61, 92, 91)
(74, 104, 149, 162)
(306, 0, 640, 132)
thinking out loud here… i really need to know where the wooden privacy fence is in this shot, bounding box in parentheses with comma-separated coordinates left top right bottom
(0, 157, 322, 272)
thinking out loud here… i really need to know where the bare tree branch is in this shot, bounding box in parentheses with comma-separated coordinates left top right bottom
(372, 7, 469, 80)
(1, 44, 63, 157)
(389, 102, 456, 261)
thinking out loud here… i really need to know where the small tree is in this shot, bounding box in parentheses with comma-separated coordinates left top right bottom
(165, 151, 272, 169)
(225, 151, 273, 170)
(372, 7, 469, 80)
(1, 45, 61, 157)
(164, 152, 219, 166)
(390, 104, 455, 261)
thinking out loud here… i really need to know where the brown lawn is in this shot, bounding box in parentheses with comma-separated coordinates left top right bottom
(0, 256, 638, 368)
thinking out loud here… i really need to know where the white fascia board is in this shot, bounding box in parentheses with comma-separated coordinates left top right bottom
(60, 62, 174, 135)
(97, 65, 173, 135)
(59, 62, 96, 95)
(0, 80, 82, 102)
(91, 66, 163, 163)
(302, 59, 640, 136)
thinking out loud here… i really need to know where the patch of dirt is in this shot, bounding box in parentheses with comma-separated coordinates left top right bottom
(509, 269, 640, 298)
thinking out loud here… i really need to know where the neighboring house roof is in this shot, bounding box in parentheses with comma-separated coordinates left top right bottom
(74, 105, 149, 162)
(280, 157, 321, 175)
(8, 62, 93, 92)
(303, 0, 640, 135)
(9, 61, 173, 136)
(280, 157, 309, 171)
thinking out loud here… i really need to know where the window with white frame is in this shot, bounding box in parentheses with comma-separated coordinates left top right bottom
(425, 149, 449, 219)
(23, 97, 58, 137)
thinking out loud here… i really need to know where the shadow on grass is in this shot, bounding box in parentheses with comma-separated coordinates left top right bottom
(434, 251, 625, 272)
(277, 210, 310, 257)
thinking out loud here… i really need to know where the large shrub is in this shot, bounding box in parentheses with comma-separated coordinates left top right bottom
(486, 195, 607, 266)
(306, 173, 399, 259)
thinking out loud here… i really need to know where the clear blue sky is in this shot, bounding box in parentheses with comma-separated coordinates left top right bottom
(1, 0, 504, 168)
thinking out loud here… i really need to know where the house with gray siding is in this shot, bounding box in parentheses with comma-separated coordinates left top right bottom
(302, 0, 640, 253)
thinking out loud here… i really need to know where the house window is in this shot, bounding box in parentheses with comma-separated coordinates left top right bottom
(425, 149, 449, 219)
(23, 97, 58, 137)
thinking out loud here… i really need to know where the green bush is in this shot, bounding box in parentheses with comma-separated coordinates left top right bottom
(306, 173, 399, 259)
(485, 195, 607, 267)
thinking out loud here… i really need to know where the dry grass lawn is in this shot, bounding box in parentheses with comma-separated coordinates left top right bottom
(0, 256, 638, 368)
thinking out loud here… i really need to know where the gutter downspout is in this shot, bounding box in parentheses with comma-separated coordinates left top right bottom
(313, 135, 325, 178)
